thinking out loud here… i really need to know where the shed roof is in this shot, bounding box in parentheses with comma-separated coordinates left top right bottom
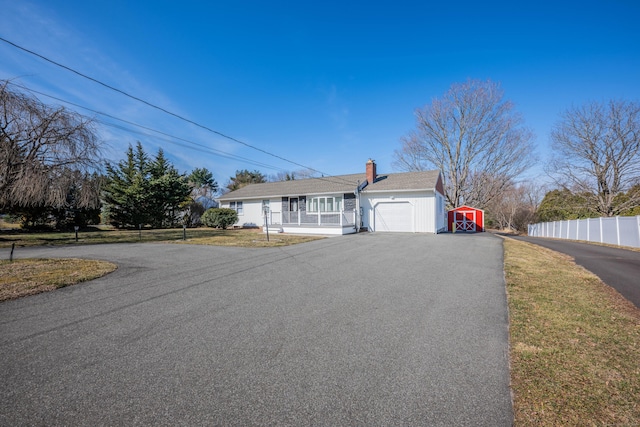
(448, 205, 485, 212)
(218, 170, 442, 201)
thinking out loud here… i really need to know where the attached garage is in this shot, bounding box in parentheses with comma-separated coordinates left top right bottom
(374, 202, 413, 232)
(447, 205, 484, 233)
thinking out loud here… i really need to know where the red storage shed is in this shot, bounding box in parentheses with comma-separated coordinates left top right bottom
(447, 205, 484, 232)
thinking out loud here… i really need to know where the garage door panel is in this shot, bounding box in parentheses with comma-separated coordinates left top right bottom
(374, 202, 412, 232)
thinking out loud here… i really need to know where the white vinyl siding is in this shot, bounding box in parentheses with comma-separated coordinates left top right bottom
(229, 201, 243, 215)
(221, 200, 263, 227)
(362, 191, 440, 233)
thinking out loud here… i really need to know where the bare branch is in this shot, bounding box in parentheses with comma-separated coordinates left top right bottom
(0, 80, 103, 211)
(393, 79, 536, 208)
(548, 100, 640, 216)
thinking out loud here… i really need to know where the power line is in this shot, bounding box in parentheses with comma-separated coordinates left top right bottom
(7, 81, 290, 172)
(5, 80, 360, 187)
(0, 36, 356, 185)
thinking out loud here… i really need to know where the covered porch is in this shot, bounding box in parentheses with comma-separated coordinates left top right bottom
(266, 209, 358, 235)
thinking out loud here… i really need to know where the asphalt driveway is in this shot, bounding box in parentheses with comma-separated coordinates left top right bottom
(512, 236, 640, 309)
(1, 233, 512, 426)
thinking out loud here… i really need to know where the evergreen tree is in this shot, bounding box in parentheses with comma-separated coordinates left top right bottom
(536, 189, 597, 222)
(102, 143, 191, 228)
(147, 149, 191, 227)
(103, 143, 145, 228)
(225, 169, 266, 193)
(189, 167, 218, 199)
(183, 167, 218, 227)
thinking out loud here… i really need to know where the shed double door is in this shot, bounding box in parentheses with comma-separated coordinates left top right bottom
(454, 211, 476, 232)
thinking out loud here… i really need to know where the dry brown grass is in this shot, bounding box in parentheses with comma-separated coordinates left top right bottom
(0, 217, 21, 230)
(177, 228, 324, 247)
(504, 238, 640, 426)
(0, 258, 117, 302)
(0, 227, 324, 248)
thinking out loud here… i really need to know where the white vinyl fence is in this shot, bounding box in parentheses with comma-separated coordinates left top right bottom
(528, 216, 640, 248)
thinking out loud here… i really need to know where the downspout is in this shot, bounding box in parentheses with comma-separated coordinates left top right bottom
(355, 181, 361, 233)
(355, 179, 368, 232)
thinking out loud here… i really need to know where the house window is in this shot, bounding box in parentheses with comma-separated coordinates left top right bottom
(307, 196, 342, 212)
(230, 201, 243, 215)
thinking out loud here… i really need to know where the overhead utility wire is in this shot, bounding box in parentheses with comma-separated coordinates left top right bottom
(0, 36, 356, 185)
(7, 81, 359, 187)
(7, 82, 289, 172)
(99, 121, 285, 172)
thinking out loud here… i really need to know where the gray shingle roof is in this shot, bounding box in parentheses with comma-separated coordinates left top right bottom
(218, 170, 441, 201)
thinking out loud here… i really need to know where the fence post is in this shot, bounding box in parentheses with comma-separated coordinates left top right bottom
(587, 218, 590, 242)
(600, 217, 603, 243)
(616, 216, 620, 246)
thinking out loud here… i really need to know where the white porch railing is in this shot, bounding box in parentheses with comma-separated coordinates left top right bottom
(280, 210, 356, 227)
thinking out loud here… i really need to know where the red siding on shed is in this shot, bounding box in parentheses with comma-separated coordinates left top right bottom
(447, 205, 484, 232)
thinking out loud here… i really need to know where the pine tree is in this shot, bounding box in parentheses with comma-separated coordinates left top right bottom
(147, 149, 191, 227)
(225, 169, 266, 192)
(103, 143, 191, 228)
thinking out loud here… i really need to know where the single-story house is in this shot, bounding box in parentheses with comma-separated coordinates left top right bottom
(218, 159, 447, 235)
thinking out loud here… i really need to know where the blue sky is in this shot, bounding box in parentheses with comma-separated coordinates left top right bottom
(1, 0, 639, 188)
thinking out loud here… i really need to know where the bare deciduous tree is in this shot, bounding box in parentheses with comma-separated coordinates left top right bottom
(0, 80, 102, 212)
(268, 168, 320, 182)
(393, 79, 536, 209)
(487, 181, 542, 232)
(549, 100, 640, 216)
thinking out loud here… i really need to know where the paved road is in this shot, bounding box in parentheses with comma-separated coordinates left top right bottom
(1, 233, 512, 426)
(511, 236, 640, 308)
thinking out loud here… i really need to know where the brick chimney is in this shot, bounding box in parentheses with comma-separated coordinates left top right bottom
(366, 159, 377, 184)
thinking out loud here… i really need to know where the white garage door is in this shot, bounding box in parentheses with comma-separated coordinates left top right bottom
(374, 202, 413, 232)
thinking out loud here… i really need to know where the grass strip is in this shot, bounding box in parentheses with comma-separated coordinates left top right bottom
(0, 258, 117, 302)
(504, 238, 640, 426)
(178, 230, 323, 247)
(0, 227, 323, 248)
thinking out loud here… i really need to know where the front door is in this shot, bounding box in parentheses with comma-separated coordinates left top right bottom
(289, 197, 299, 212)
(289, 197, 299, 223)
